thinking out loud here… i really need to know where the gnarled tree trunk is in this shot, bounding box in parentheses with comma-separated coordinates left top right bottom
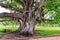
(18, 19, 35, 35)
(18, 7, 35, 35)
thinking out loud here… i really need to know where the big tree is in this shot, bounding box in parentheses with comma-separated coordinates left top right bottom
(0, 0, 45, 35)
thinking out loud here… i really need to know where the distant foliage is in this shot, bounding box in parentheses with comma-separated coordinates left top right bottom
(44, 0, 60, 21)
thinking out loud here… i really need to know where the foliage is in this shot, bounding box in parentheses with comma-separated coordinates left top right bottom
(0, 17, 18, 26)
(43, 0, 60, 21)
(44, 0, 60, 11)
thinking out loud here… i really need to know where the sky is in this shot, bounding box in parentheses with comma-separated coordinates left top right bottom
(0, 6, 10, 13)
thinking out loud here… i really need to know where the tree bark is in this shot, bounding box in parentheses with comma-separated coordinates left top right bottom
(18, 18, 35, 35)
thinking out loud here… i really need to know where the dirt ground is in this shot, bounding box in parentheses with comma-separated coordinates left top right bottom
(0, 33, 60, 40)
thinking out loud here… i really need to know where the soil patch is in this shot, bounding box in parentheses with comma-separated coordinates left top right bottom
(0, 33, 60, 40)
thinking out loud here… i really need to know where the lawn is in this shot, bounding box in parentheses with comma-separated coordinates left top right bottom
(0, 22, 60, 36)
(35, 27, 60, 36)
(35, 22, 60, 36)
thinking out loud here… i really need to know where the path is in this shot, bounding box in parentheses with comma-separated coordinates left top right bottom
(0, 33, 60, 40)
(30, 36, 60, 40)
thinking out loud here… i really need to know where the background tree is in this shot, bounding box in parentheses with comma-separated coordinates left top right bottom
(44, 0, 60, 21)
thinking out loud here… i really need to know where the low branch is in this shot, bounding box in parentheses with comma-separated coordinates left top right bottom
(0, 3, 23, 13)
(0, 12, 24, 21)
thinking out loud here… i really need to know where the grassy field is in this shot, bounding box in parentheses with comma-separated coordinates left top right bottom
(35, 22, 60, 36)
(35, 27, 60, 36)
(0, 22, 60, 36)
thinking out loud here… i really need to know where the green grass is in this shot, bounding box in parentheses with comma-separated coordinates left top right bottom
(0, 22, 60, 36)
(35, 27, 60, 36)
(0, 25, 19, 32)
(35, 22, 60, 36)
(0, 25, 19, 34)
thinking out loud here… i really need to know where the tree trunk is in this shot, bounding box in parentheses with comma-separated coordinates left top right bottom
(18, 19, 35, 36)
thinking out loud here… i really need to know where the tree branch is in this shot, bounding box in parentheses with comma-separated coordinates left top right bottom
(32, 0, 45, 12)
(0, 3, 23, 13)
(0, 12, 24, 21)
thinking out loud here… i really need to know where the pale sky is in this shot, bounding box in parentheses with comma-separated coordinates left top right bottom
(0, 6, 10, 13)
